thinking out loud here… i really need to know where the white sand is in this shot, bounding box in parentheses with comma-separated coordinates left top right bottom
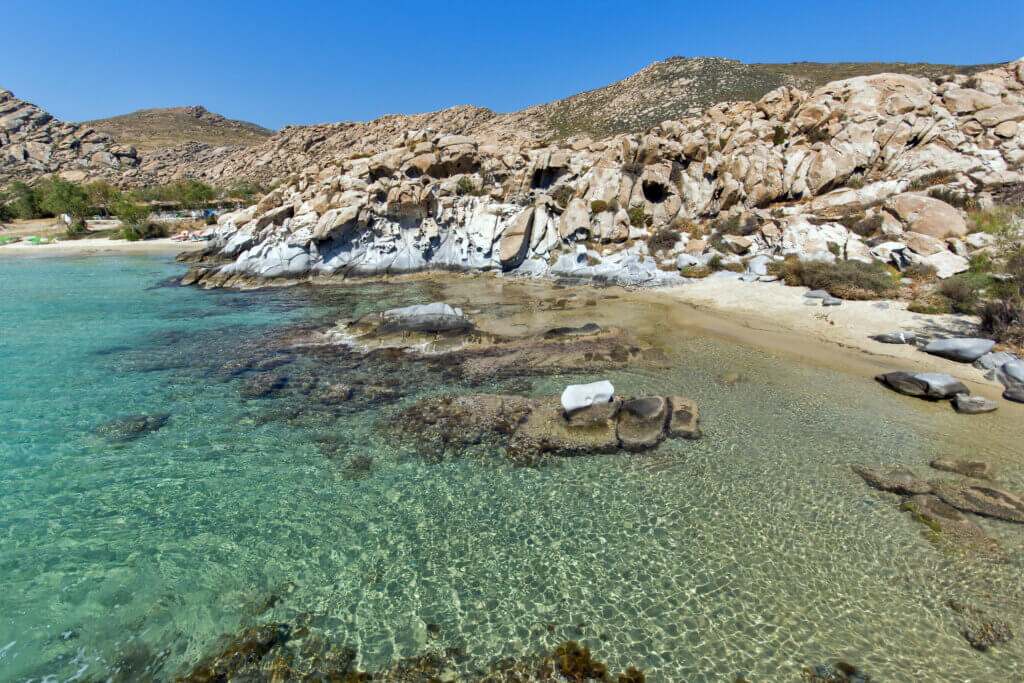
(0, 237, 206, 257)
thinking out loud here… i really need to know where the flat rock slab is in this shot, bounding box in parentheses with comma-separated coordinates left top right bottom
(933, 481, 1024, 523)
(923, 338, 995, 363)
(667, 396, 702, 439)
(617, 396, 669, 451)
(875, 372, 968, 399)
(930, 458, 995, 481)
(851, 464, 933, 495)
(804, 289, 829, 299)
(517, 398, 620, 456)
(901, 494, 1003, 559)
(952, 394, 998, 414)
(565, 397, 621, 427)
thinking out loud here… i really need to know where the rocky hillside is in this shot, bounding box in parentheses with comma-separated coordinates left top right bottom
(80, 105, 274, 152)
(0, 58, 1009, 189)
(0, 88, 140, 184)
(181, 59, 1024, 292)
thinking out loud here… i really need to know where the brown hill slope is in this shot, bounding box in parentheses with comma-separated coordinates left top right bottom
(80, 106, 274, 151)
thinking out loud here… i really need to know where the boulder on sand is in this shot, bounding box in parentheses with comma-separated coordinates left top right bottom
(561, 380, 615, 414)
(875, 372, 968, 399)
(996, 359, 1024, 402)
(952, 394, 998, 414)
(871, 331, 917, 345)
(922, 338, 995, 363)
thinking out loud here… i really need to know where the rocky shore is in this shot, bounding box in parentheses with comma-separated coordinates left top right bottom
(175, 60, 1024, 290)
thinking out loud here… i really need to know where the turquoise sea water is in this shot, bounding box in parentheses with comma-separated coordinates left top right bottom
(1, 254, 1023, 681)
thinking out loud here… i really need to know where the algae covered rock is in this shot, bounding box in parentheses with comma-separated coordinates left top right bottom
(900, 494, 1003, 559)
(932, 481, 1024, 523)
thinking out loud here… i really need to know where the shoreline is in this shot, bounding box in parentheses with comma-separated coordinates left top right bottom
(0, 237, 208, 257)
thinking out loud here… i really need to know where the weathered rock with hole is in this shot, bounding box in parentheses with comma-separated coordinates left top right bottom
(616, 396, 669, 451)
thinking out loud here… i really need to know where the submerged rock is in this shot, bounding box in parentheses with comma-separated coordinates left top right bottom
(932, 481, 1024, 523)
(875, 372, 968, 399)
(93, 413, 170, 441)
(239, 372, 288, 398)
(395, 391, 702, 464)
(801, 659, 872, 682)
(182, 623, 291, 681)
(900, 494, 1003, 558)
(617, 396, 669, 451)
(922, 338, 995, 363)
(544, 322, 602, 338)
(379, 302, 473, 333)
(930, 458, 995, 480)
(851, 464, 932, 495)
(963, 619, 1014, 651)
(952, 394, 998, 414)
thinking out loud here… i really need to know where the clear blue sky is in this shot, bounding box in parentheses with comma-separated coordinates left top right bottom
(2, 0, 1021, 130)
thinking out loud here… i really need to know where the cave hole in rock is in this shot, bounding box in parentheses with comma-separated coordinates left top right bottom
(642, 180, 669, 203)
(531, 167, 567, 190)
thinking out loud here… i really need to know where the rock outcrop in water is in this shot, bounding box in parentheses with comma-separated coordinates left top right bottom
(396, 391, 701, 465)
(180, 60, 1024, 288)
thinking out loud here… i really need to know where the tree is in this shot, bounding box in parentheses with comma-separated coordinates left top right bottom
(113, 196, 149, 227)
(167, 179, 216, 208)
(38, 176, 89, 228)
(84, 181, 121, 216)
(8, 181, 44, 219)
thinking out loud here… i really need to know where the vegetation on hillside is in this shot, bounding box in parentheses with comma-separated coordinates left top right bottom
(80, 106, 273, 152)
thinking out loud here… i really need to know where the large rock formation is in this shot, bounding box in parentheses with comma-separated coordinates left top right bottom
(182, 59, 1024, 287)
(0, 89, 140, 183)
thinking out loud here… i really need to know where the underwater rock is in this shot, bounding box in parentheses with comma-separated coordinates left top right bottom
(352, 302, 474, 336)
(562, 380, 615, 414)
(92, 413, 170, 442)
(667, 396, 702, 439)
(182, 622, 291, 681)
(343, 455, 374, 480)
(238, 372, 288, 398)
(544, 322, 602, 338)
(396, 391, 701, 464)
(851, 464, 932, 495)
(874, 372, 969, 400)
(922, 338, 996, 363)
(616, 396, 669, 451)
(930, 458, 995, 480)
(318, 383, 353, 403)
(932, 481, 1024, 523)
(946, 600, 1015, 651)
(801, 660, 872, 682)
(951, 394, 998, 414)
(900, 494, 1003, 559)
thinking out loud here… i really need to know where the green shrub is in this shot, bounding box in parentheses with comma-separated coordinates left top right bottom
(772, 257, 897, 299)
(647, 229, 680, 253)
(903, 261, 937, 281)
(969, 206, 1016, 236)
(621, 162, 644, 176)
(590, 200, 608, 214)
(772, 125, 787, 146)
(980, 246, 1024, 344)
(849, 214, 883, 237)
(909, 171, 955, 191)
(628, 207, 646, 227)
(928, 187, 978, 211)
(551, 185, 573, 208)
(938, 275, 984, 314)
(122, 221, 170, 241)
(456, 177, 478, 196)
(707, 254, 724, 271)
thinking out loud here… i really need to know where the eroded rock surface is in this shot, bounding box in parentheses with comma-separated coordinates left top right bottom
(92, 413, 170, 442)
(851, 464, 933, 495)
(395, 392, 701, 464)
(932, 481, 1024, 523)
(875, 372, 969, 400)
(930, 458, 995, 480)
(900, 494, 1003, 559)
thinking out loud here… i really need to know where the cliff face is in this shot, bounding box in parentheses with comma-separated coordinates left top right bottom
(0, 89, 140, 184)
(183, 61, 1024, 289)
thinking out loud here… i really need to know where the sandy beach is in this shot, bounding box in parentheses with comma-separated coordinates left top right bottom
(0, 236, 207, 257)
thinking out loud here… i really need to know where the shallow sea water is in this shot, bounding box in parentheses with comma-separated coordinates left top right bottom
(1, 255, 1023, 681)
